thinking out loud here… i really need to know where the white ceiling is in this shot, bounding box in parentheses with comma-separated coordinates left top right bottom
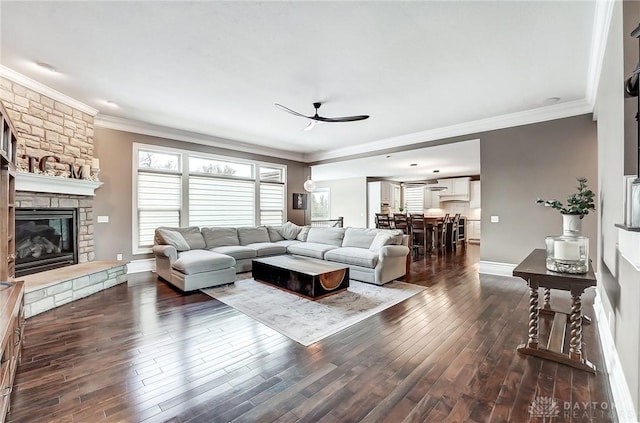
(1, 1, 601, 178)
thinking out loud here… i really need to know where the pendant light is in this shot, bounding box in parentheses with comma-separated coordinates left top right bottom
(303, 176, 316, 192)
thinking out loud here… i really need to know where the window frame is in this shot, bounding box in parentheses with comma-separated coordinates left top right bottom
(132, 143, 287, 255)
(310, 187, 331, 221)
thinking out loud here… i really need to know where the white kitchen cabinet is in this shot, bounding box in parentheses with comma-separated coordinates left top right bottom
(469, 180, 481, 209)
(438, 177, 470, 200)
(380, 182, 392, 203)
(468, 220, 481, 241)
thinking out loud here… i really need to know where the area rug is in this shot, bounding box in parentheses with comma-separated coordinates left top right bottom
(202, 279, 425, 346)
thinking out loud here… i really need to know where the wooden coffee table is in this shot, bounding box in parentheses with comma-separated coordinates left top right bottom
(252, 255, 349, 300)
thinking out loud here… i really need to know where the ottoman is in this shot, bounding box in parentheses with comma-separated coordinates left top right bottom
(170, 250, 236, 291)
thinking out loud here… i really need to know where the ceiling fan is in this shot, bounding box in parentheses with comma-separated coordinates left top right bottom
(275, 102, 369, 131)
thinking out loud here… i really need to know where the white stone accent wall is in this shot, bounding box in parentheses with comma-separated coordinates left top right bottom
(15, 192, 95, 263)
(24, 265, 127, 318)
(0, 77, 95, 172)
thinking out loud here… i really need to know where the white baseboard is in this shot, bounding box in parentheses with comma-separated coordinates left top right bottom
(595, 292, 638, 423)
(126, 258, 156, 274)
(478, 260, 517, 277)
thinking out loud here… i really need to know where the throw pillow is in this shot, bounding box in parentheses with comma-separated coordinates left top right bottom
(369, 232, 395, 253)
(278, 221, 302, 240)
(267, 226, 285, 242)
(296, 226, 311, 241)
(156, 229, 191, 251)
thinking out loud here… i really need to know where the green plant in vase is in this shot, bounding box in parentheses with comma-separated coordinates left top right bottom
(536, 177, 595, 218)
(537, 177, 595, 273)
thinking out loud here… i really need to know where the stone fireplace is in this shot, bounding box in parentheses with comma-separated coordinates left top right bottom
(15, 190, 95, 275)
(15, 207, 78, 276)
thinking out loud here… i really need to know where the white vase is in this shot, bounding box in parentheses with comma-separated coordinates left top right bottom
(562, 214, 582, 237)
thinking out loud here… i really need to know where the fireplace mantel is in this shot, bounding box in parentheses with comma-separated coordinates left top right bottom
(16, 172, 103, 196)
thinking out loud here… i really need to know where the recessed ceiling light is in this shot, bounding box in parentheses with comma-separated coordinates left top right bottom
(410, 163, 417, 167)
(433, 169, 440, 173)
(35, 61, 57, 73)
(105, 100, 119, 107)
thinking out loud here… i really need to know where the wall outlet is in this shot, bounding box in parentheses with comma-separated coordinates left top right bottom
(97, 215, 109, 223)
(490, 215, 499, 223)
(116, 253, 123, 261)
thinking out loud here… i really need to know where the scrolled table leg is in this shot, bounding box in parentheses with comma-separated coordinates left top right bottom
(527, 286, 539, 349)
(543, 288, 551, 309)
(569, 293, 583, 361)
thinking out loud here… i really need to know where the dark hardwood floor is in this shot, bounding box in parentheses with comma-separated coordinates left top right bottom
(8, 245, 616, 422)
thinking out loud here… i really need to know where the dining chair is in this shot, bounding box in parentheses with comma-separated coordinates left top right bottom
(410, 215, 429, 257)
(393, 213, 409, 234)
(375, 213, 393, 229)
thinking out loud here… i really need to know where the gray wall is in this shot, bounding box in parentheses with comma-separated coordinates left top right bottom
(624, 0, 640, 176)
(480, 115, 597, 264)
(598, 1, 640, 417)
(92, 127, 308, 262)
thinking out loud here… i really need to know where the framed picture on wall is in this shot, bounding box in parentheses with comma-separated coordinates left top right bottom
(292, 193, 307, 210)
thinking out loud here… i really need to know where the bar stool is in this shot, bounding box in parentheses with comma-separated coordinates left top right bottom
(393, 213, 409, 234)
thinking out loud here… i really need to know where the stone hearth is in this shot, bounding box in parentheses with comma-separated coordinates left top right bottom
(22, 261, 127, 318)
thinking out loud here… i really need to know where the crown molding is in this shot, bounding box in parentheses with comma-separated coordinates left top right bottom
(304, 99, 593, 163)
(0, 66, 98, 116)
(94, 114, 305, 163)
(585, 0, 615, 109)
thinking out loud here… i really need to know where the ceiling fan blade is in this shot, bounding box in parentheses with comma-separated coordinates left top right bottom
(303, 121, 317, 131)
(313, 114, 370, 122)
(275, 103, 311, 119)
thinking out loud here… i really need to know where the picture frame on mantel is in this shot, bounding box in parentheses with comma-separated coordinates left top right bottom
(631, 182, 640, 227)
(623, 175, 640, 227)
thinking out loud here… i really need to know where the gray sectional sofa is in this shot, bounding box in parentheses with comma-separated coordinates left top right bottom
(152, 222, 410, 292)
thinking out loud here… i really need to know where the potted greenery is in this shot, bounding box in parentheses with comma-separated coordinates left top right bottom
(536, 177, 595, 236)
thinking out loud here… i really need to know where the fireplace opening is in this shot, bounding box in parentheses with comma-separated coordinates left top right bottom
(15, 208, 78, 277)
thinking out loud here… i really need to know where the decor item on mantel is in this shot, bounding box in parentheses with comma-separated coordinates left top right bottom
(536, 177, 595, 274)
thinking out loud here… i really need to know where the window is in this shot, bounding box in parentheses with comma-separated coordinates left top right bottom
(133, 144, 286, 253)
(310, 188, 330, 220)
(135, 150, 182, 249)
(259, 166, 285, 225)
(404, 185, 424, 214)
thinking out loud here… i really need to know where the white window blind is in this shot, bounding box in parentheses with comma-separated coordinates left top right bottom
(137, 172, 181, 247)
(405, 185, 424, 214)
(189, 176, 255, 227)
(260, 183, 285, 225)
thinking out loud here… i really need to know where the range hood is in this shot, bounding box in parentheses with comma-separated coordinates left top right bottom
(425, 183, 448, 192)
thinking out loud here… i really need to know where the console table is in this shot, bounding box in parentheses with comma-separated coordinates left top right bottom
(512, 249, 597, 373)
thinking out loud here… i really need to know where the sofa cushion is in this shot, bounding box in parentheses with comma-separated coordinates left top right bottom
(287, 242, 338, 259)
(296, 226, 311, 241)
(342, 227, 381, 249)
(267, 226, 285, 242)
(245, 242, 287, 257)
(325, 247, 379, 269)
(275, 240, 301, 247)
(278, 221, 302, 240)
(156, 228, 191, 251)
(210, 245, 257, 260)
(238, 226, 270, 245)
(172, 250, 235, 275)
(155, 226, 206, 250)
(201, 227, 239, 248)
(306, 227, 346, 247)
